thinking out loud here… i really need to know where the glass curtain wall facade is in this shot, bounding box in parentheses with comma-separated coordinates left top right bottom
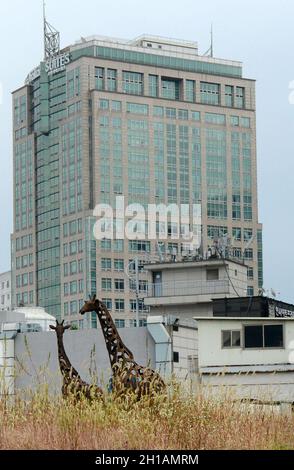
(12, 35, 263, 327)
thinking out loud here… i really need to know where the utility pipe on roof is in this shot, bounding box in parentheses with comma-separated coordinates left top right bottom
(147, 316, 172, 378)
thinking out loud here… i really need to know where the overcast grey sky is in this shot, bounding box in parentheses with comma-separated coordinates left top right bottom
(0, 0, 293, 302)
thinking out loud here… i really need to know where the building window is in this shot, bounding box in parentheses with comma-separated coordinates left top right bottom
(101, 258, 112, 271)
(207, 269, 219, 281)
(70, 261, 77, 275)
(115, 319, 125, 329)
(161, 78, 180, 100)
(107, 69, 117, 92)
(64, 302, 69, 316)
(127, 102, 148, 115)
(185, 80, 195, 102)
(149, 75, 158, 97)
(70, 301, 77, 315)
(95, 67, 104, 90)
(113, 240, 124, 252)
(101, 239, 111, 251)
(205, 113, 225, 125)
(244, 248, 253, 260)
(241, 117, 250, 128)
(247, 286, 254, 296)
(225, 85, 234, 107)
(244, 324, 284, 349)
(247, 267, 254, 280)
(200, 82, 220, 105)
(130, 319, 147, 327)
(101, 278, 112, 291)
(153, 106, 164, 117)
(123, 71, 143, 95)
(70, 281, 77, 295)
(244, 228, 253, 242)
(114, 279, 125, 292)
(99, 99, 109, 110)
(130, 299, 147, 313)
(111, 100, 122, 112)
(69, 241, 77, 255)
(114, 259, 124, 271)
(222, 330, 241, 348)
(173, 351, 179, 363)
(191, 110, 200, 121)
(115, 299, 125, 312)
(165, 107, 177, 119)
(232, 227, 242, 241)
(235, 87, 245, 108)
(232, 247, 242, 258)
(231, 116, 239, 126)
(102, 298, 112, 310)
(129, 240, 150, 252)
(178, 109, 188, 120)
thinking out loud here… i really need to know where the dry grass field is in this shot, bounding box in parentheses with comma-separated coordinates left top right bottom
(0, 387, 294, 450)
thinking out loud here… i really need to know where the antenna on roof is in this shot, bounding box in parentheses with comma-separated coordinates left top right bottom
(203, 23, 214, 57)
(210, 24, 214, 57)
(43, 0, 60, 60)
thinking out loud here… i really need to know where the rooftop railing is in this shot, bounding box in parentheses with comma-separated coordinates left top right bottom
(147, 279, 230, 298)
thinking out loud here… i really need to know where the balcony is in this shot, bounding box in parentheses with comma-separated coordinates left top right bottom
(145, 279, 231, 306)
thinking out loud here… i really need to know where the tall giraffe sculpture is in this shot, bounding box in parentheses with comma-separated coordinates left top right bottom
(50, 320, 103, 401)
(79, 296, 165, 398)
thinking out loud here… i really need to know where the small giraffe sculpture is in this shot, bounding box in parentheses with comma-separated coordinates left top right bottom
(80, 296, 165, 398)
(50, 319, 103, 401)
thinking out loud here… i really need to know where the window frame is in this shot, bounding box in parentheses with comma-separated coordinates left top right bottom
(221, 329, 241, 349)
(242, 323, 285, 350)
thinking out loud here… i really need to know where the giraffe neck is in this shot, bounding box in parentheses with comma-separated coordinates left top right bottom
(94, 302, 136, 369)
(56, 333, 80, 379)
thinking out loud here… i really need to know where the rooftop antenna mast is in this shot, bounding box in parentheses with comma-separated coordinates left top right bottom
(43, 0, 60, 60)
(210, 24, 214, 57)
(203, 23, 214, 57)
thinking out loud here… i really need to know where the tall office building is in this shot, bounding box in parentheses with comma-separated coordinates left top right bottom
(11, 28, 263, 328)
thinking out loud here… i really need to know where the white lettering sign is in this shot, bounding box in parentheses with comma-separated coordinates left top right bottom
(45, 53, 71, 76)
(25, 66, 41, 85)
(275, 306, 294, 318)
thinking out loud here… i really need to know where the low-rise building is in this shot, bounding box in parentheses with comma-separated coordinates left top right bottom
(144, 258, 248, 320)
(0, 271, 11, 311)
(197, 316, 294, 403)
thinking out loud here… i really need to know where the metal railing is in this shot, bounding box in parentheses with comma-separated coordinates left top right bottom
(147, 279, 230, 298)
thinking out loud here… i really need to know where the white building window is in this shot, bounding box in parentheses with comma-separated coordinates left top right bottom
(222, 330, 241, 348)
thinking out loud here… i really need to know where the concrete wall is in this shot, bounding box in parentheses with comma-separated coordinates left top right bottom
(149, 303, 213, 320)
(170, 325, 199, 380)
(14, 327, 155, 394)
(0, 338, 14, 395)
(201, 372, 294, 403)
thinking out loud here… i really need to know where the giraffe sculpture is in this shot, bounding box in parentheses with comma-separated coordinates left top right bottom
(79, 296, 165, 398)
(50, 320, 103, 401)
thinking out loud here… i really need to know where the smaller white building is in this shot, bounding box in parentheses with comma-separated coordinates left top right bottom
(0, 271, 11, 311)
(0, 306, 56, 333)
(144, 258, 248, 320)
(197, 317, 294, 403)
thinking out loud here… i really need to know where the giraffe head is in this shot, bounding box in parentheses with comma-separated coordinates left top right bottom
(50, 319, 71, 335)
(79, 294, 99, 315)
